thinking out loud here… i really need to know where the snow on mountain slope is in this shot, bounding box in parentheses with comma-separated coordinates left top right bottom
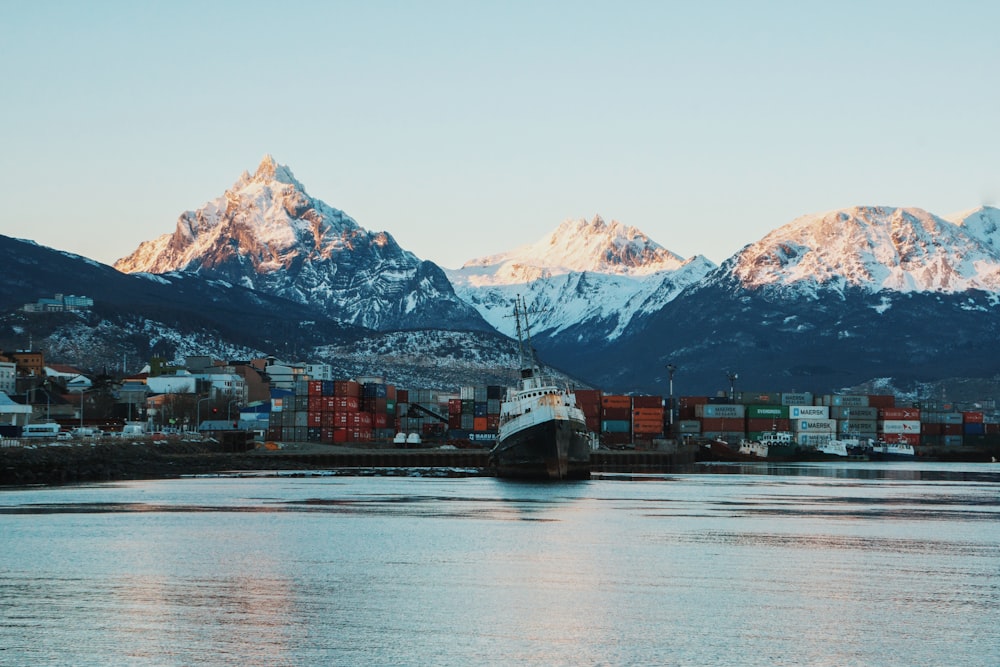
(448, 215, 715, 339)
(458, 215, 687, 286)
(114, 156, 490, 332)
(946, 205, 1000, 251)
(730, 206, 1000, 295)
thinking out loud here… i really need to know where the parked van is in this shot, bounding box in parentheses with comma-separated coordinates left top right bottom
(21, 423, 62, 438)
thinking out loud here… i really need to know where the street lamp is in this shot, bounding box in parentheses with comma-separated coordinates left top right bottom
(727, 372, 739, 402)
(665, 363, 677, 433)
(196, 396, 212, 434)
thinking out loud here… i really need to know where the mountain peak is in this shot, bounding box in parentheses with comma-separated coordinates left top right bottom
(460, 214, 688, 282)
(730, 205, 1000, 294)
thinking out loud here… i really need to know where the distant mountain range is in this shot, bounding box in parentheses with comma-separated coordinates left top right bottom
(5, 156, 1000, 398)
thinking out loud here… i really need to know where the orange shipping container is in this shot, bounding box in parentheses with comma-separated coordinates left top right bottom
(473, 417, 488, 431)
(632, 407, 664, 420)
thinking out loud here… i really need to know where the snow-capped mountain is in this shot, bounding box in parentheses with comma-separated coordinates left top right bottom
(115, 156, 491, 332)
(730, 205, 1000, 296)
(447, 216, 716, 340)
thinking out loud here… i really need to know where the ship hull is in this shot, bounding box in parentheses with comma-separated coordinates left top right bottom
(491, 417, 591, 480)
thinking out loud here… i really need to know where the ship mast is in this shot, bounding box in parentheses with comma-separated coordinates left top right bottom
(513, 295, 542, 387)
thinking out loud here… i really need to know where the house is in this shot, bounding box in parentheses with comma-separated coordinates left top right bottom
(146, 373, 198, 395)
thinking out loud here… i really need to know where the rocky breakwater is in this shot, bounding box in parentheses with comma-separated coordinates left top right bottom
(0, 438, 283, 486)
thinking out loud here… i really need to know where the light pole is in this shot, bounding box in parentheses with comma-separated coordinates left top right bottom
(228, 399, 240, 425)
(727, 372, 739, 402)
(196, 396, 212, 434)
(665, 363, 677, 434)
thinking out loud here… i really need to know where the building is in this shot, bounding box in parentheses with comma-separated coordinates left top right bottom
(0, 350, 45, 378)
(22, 293, 94, 312)
(0, 361, 15, 395)
(0, 392, 33, 427)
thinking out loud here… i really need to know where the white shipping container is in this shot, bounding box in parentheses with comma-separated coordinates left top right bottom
(789, 405, 830, 419)
(677, 420, 702, 434)
(794, 418, 836, 432)
(781, 392, 813, 406)
(879, 420, 921, 434)
(695, 404, 746, 419)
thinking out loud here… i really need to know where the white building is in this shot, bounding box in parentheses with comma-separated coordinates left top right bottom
(146, 374, 198, 395)
(0, 362, 15, 396)
(0, 392, 33, 427)
(192, 373, 248, 403)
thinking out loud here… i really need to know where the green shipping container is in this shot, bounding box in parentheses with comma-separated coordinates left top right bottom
(747, 405, 789, 419)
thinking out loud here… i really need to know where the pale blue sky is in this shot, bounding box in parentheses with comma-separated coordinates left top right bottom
(2, 1, 998, 269)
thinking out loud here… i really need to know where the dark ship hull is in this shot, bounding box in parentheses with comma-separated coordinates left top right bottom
(491, 418, 591, 480)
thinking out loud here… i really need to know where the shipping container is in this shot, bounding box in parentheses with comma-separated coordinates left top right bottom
(696, 404, 746, 419)
(602, 407, 631, 421)
(923, 412, 963, 425)
(838, 419, 877, 434)
(747, 418, 791, 432)
(308, 380, 323, 396)
(942, 435, 965, 446)
(632, 395, 663, 409)
(292, 411, 309, 428)
(677, 420, 702, 434)
(880, 407, 921, 420)
(921, 422, 943, 436)
(878, 420, 921, 434)
(460, 386, 476, 400)
(780, 392, 813, 406)
(747, 405, 789, 419)
(736, 392, 780, 406)
(793, 418, 836, 432)
(575, 389, 602, 405)
(866, 395, 895, 409)
(788, 405, 829, 419)
(793, 432, 834, 447)
(487, 385, 505, 400)
(601, 420, 631, 433)
(830, 395, 869, 407)
(487, 399, 501, 415)
(473, 417, 488, 431)
(830, 406, 878, 420)
(602, 395, 632, 409)
(963, 411, 985, 424)
(700, 417, 746, 432)
(321, 380, 334, 396)
(964, 422, 986, 435)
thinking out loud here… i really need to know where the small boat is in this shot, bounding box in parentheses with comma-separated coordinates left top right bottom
(869, 436, 916, 460)
(813, 437, 853, 458)
(489, 297, 593, 480)
(737, 431, 797, 459)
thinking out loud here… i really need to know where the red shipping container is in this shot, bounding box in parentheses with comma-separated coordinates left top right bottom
(396, 389, 409, 403)
(449, 399, 463, 415)
(487, 415, 500, 430)
(880, 407, 921, 420)
(308, 380, 323, 396)
(334, 380, 360, 398)
(921, 423, 943, 435)
(882, 433, 920, 445)
(701, 418, 746, 432)
(308, 396, 323, 413)
(333, 397, 360, 412)
(632, 395, 663, 409)
(321, 412, 336, 428)
(601, 395, 632, 409)
(867, 395, 896, 409)
(575, 389, 602, 404)
(747, 418, 791, 432)
(603, 407, 631, 421)
(963, 411, 984, 423)
(307, 412, 322, 427)
(374, 413, 388, 428)
(943, 424, 963, 436)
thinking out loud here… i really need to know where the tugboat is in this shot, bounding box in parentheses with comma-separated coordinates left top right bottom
(737, 431, 798, 460)
(489, 297, 593, 480)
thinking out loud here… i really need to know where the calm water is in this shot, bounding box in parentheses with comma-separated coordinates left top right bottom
(1, 462, 998, 666)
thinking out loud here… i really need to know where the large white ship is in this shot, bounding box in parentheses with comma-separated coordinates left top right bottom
(490, 297, 592, 480)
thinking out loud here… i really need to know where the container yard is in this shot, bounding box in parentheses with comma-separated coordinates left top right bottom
(262, 378, 1000, 458)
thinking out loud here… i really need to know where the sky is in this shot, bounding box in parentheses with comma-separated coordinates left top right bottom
(2, 1, 999, 270)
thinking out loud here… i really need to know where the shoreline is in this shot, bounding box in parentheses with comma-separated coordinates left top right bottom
(1, 437, 996, 487)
